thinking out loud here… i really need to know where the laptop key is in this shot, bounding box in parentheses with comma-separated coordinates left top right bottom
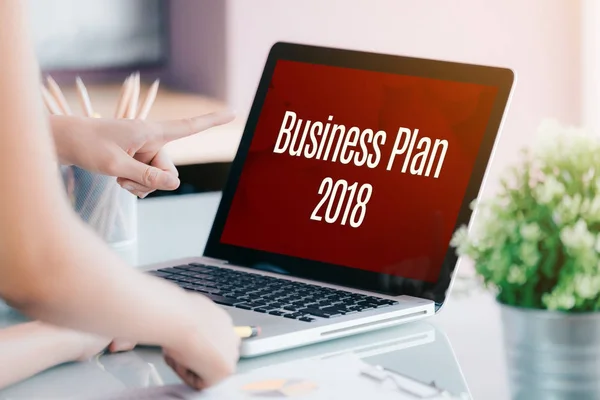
(148, 271, 172, 278)
(316, 301, 333, 308)
(283, 313, 302, 319)
(319, 307, 345, 315)
(190, 273, 214, 280)
(265, 302, 284, 308)
(193, 281, 217, 288)
(269, 310, 286, 316)
(248, 301, 268, 308)
(298, 308, 341, 318)
(159, 267, 183, 274)
(206, 294, 239, 307)
(187, 266, 212, 274)
(299, 317, 316, 322)
(166, 275, 187, 283)
(180, 284, 196, 290)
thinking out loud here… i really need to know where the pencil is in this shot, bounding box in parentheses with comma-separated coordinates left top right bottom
(235, 326, 261, 339)
(75, 76, 94, 117)
(126, 72, 140, 119)
(46, 75, 72, 115)
(114, 75, 133, 119)
(137, 78, 160, 120)
(40, 84, 63, 115)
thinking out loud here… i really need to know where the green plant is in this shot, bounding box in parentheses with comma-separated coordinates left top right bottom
(451, 120, 600, 312)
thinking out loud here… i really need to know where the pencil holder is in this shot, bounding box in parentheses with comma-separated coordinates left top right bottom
(63, 165, 138, 265)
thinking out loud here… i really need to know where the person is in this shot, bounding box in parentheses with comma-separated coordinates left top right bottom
(0, 1, 240, 391)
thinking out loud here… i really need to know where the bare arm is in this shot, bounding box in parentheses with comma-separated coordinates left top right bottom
(0, 1, 239, 387)
(0, 322, 108, 389)
(0, 0, 192, 343)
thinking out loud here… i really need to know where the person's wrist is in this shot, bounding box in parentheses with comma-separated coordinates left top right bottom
(33, 322, 85, 363)
(160, 292, 216, 352)
(49, 115, 76, 166)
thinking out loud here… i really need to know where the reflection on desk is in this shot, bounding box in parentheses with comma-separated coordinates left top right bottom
(0, 321, 470, 399)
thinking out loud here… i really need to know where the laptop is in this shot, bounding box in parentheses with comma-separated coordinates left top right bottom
(144, 42, 515, 357)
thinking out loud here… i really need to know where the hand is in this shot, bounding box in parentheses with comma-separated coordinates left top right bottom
(51, 110, 235, 198)
(55, 328, 110, 362)
(163, 292, 240, 389)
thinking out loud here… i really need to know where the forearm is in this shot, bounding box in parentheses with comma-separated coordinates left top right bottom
(0, 322, 81, 389)
(3, 214, 198, 348)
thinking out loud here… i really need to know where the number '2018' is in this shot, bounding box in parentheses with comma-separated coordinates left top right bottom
(309, 177, 373, 228)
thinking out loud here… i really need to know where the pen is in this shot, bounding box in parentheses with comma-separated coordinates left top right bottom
(235, 326, 261, 339)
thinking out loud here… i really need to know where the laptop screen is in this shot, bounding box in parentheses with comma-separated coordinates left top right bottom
(205, 43, 514, 303)
(219, 59, 497, 283)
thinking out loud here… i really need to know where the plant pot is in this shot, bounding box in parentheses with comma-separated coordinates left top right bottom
(500, 304, 600, 400)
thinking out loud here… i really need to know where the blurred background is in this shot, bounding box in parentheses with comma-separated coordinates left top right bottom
(26, 3, 592, 397)
(31, 0, 589, 200)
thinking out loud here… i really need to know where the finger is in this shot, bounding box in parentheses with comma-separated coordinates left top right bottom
(119, 156, 180, 191)
(119, 149, 179, 193)
(156, 110, 235, 143)
(117, 178, 155, 198)
(164, 354, 175, 369)
(150, 149, 178, 178)
(133, 190, 151, 199)
(163, 353, 207, 390)
(108, 339, 136, 353)
(173, 361, 204, 390)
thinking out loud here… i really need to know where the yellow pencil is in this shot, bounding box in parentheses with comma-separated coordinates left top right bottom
(235, 326, 261, 339)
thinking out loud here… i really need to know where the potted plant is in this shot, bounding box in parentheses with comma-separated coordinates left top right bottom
(451, 119, 600, 400)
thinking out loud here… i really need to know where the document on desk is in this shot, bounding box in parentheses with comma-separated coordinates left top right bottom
(85, 353, 465, 400)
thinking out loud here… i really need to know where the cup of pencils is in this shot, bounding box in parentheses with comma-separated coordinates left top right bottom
(41, 73, 159, 265)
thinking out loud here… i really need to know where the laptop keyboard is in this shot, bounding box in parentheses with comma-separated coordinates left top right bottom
(149, 263, 399, 323)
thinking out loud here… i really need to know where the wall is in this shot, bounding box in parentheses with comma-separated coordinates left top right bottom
(167, 0, 227, 99)
(30, 0, 165, 70)
(581, 0, 600, 134)
(224, 0, 581, 196)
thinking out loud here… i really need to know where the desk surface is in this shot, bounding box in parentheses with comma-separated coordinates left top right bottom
(0, 193, 508, 399)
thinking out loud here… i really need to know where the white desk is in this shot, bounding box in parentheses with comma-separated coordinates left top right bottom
(0, 193, 509, 399)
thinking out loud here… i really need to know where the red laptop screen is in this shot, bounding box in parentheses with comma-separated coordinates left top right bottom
(219, 59, 497, 282)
